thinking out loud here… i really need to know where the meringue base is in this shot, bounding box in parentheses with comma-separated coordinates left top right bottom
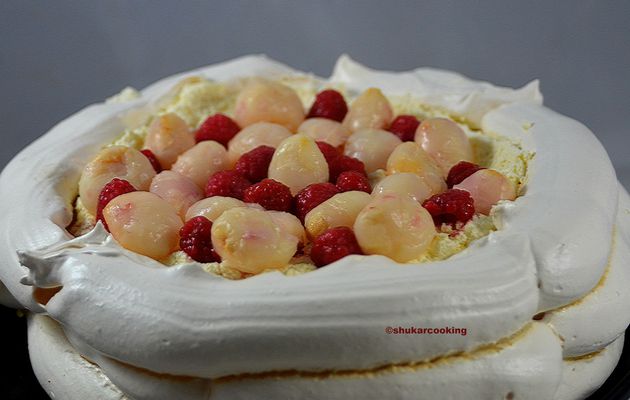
(28, 314, 624, 400)
(5, 55, 627, 400)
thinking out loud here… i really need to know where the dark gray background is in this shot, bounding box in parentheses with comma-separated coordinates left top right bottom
(1, 1, 629, 187)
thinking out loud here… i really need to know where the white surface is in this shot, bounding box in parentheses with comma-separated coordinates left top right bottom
(28, 313, 626, 400)
(543, 184, 630, 357)
(481, 102, 618, 310)
(28, 314, 127, 400)
(554, 335, 625, 400)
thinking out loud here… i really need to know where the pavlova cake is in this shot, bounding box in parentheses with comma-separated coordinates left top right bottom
(0, 55, 628, 400)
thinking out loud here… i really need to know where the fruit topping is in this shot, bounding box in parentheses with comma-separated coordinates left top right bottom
(103, 192, 182, 260)
(179, 216, 221, 263)
(205, 170, 252, 200)
(144, 113, 195, 168)
(446, 161, 485, 188)
(267, 134, 329, 195)
(388, 115, 420, 142)
(185, 196, 247, 222)
(299, 118, 351, 147)
(329, 155, 367, 182)
(171, 141, 229, 189)
(227, 122, 292, 165)
(422, 188, 475, 226)
(310, 226, 363, 267)
(211, 207, 298, 274)
(79, 145, 156, 215)
(267, 211, 307, 244)
(304, 191, 371, 239)
(96, 178, 136, 230)
(75, 76, 524, 273)
(354, 194, 436, 262)
(234, 145, 275, 183)
(140, 149, 163, 173)
(294, 182, 340, 222)
(243, 178, 293, 212)
(344, 129, 401, 173)
(386, 142, 446, 195)
(335, 171, 371, 193)
(415, 117, 473, 175)
(342, 88, 393, 132)
(372, 173, 432, 204)
(453, 169, 516, 215)
(234, 79, 305, 132)
(306, 89, 348, 122)
(194, 113, 241, 146)
(150, 171, 204, 218)
(316, 141, 341, 165)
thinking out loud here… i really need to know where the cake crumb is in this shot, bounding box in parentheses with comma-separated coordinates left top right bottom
(67, 198, 95, 237)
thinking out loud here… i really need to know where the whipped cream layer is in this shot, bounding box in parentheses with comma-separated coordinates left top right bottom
(0, 56, 627, 398)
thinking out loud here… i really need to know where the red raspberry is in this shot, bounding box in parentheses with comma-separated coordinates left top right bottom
(329, 155, 367, 182)
(446, 161, 485, 188)
(205, 170, 251, 200)
(310, 226, 363, 267)
(140, 149, 162, 173)
(422, 189, 475, 227)
(235, 145, 275, 182)
(195, 113, 241, 146)
(96, 178, 136, 230)
(336, 171, 371, 193)
(179, 216, 221, 263)
(316, 141, 340, 165)
(243, 179, 293, 212)
(388, 115, 420, 142)
(306, 89, 348, 122)
(294, 182, 340, 222)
